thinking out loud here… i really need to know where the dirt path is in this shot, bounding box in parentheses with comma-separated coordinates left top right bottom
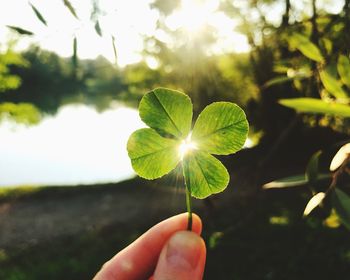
(0, 179, 202, 251)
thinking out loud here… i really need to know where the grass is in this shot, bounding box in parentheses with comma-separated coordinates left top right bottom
(0, 185, 41, 202)
(1, 182, 350, 280)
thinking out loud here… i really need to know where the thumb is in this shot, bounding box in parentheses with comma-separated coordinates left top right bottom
(153, 231, 206, 280)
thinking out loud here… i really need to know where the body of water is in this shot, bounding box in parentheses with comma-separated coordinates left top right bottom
(0, 104, 145, 187)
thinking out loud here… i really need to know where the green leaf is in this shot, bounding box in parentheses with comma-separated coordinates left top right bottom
(332, 188, 350, 231)
(6, 25, 34, 36)
(72, 36, 78, 68)
(290, 33, 323, 62)
(264, 76, 295, 88)
(95, 20, 102, 37)
(0, 102, 41, 125)
(264, 70, 311, 88)
(63, 0, 79, 19)
(29, 2, 47, 26)
(139, 88, 192, 138)
(112, 35, 117, 64)
(183, 151, 229, 199)
(191, 102, 248, 155)
(319, 69, 348, 99)
(263, 174, 307, 189)
(127, 128, 181, 179)
(306, 150, 321, 183)
(337, 55, 350, 89)
(279, 98, 350, 118)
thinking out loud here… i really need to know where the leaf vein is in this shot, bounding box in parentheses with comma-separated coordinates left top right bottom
(152, 91, 182, 137)
(195, 118, 246, 140)
(131, 146, 175, 161)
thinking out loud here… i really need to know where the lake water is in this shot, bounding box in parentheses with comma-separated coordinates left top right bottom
(0, 104, 145, 187)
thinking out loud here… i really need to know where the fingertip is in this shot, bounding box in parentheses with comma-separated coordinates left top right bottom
(191, 213, 202, 235)
(153, 231, 206, 280)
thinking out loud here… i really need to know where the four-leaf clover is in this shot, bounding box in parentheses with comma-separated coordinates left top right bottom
(127, 88, 249, 199)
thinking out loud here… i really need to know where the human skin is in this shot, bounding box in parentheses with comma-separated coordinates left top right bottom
(93, 213, 206, 280)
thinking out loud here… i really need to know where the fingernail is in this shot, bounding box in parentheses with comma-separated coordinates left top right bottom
(166, 231, 202, 270)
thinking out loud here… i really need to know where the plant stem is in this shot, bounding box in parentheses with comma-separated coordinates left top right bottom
(182, 161, 193, 231)
(185, 184, 193, 231)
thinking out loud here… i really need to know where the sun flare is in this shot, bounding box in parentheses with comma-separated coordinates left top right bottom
(167, 0, 218, 33)
(179, 136, 197, 160)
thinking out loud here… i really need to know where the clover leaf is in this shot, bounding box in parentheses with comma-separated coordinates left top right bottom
(127, 87, 249, 229)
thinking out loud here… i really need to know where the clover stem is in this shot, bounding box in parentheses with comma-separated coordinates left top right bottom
(182, 161, 193, 231)
(185, 184, 193, 231)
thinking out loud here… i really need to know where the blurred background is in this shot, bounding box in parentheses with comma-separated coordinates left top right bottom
(1, 0, 350, 279)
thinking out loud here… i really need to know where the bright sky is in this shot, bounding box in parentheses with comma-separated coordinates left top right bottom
(0, 0, 250, 67)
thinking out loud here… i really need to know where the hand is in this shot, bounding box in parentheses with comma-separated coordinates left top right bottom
(93, 213, 206, 280)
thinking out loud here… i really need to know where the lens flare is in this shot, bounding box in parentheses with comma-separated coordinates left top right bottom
(179, 135, 197, 160)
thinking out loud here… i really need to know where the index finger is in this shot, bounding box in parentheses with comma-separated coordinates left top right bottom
(93, 213, 202, 280)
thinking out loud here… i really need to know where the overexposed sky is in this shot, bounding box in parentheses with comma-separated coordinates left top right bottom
(0, 0, 251, 67)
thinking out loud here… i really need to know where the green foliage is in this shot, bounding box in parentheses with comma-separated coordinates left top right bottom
(6, 26, 34, 36)
(63, 0, 78, 19)
(0, 75, 21, 92)
(264, 141, 350, 230)
(29, 2, 47, 26)
(139, 88, 192, 138)
(0, 47, 41, 124)
(111, 36, 117, 63)
(337, 55, 350, 89)
(94, 20, 102, 37)
(192, 102, 248, 155)
(127, 128, 180, 179)
(279, 98, 350, 118)
(263, 175, 307, 189)
(289, 33, 323, 62)
(0, 102, 41, 125)
(0, 49, 28, 92)
(127, 88, 248, 199)
(72, 37, 78, 69)
(182, 150, 229, 198)
(319, 69, 348, 99)
(332, 189, 350, 231)
(305, 150, 321, 183)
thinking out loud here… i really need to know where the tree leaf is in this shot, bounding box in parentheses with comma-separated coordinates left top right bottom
(191, 102, 248, 155)
(112, 35, 117, 64)
(72, 36, 78, 68)
(306, 150, 321, 183)
(183, 151, 229, 199)
(29, 2, 47, 26)
(264, 76, 295, 88)
(139, 88, 192, 138)
(6, 25, 34, 36)
(332, 188, 350, 231)
(279, 98, 350, 118)
(0, 102, 41, 125)
(303, 192, 326, 216)
(63, 0, 79, 19)
(263, 173, 331, 189)
(337, 55, 350, 89)
(319, 69, 348, 99)
(263, 174, 307, 189)
(95, 20, 102, 37)
(330, 143, 350, 171)
(290, 33, 323, 62)
(127, 128, 181, 179)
